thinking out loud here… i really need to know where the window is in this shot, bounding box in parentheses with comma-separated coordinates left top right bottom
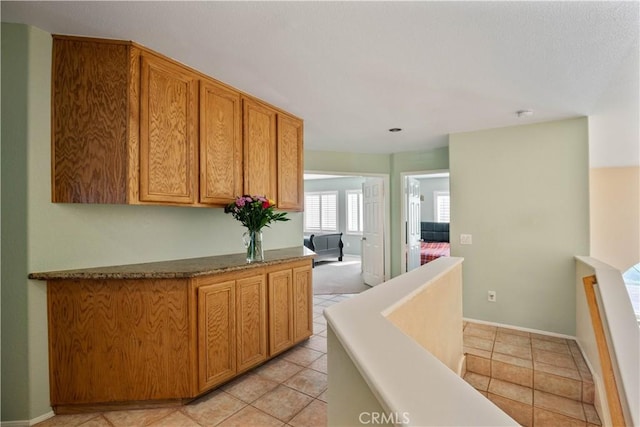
(346, 189, 363, 234)
(304, 191, 338, 233)
(622, 263, 640, 322)
(434, 191, 450, 223)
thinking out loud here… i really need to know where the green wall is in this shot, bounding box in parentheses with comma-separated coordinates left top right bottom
(1, 23, 303, 422)
(1, 22, 31, 422)
(449, 118, 589, 335)
(390, 148, 450, 276)
(304, 150, 391, 175)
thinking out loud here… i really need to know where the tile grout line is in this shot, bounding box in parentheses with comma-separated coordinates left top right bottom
(465, 321, 603, 427)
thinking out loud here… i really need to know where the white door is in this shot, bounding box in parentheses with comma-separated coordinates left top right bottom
(362, 178, 385, 286)
(406, 177, 421, 271)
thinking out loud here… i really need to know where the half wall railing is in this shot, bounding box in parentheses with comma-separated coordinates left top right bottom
(324, 257, 517, 426)
(576, 257, 639, 427)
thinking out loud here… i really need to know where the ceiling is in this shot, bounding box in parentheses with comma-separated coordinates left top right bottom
(2, 1, 638, 157)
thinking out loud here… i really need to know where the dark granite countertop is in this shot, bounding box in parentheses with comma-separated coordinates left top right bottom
(29, 246, 315, 280)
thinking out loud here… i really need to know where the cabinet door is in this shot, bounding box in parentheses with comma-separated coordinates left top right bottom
(277, 114, 304, 211)
(198, 280, 236, 391)
(200, 80, 242, 205)
(243, 99, 277, 201)
(268, 269, 294, 356)
(236, 275, 267, 373)
(292, 265, 313, 342)
(139, 53, 198, 204)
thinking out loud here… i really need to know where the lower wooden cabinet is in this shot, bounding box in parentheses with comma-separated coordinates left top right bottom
(44, 256, 312, 413)
(197, 273, 268, 392)
(197, 279, 237, 391)
(235, 275, 268, 373)
(293, 265, 313, 342)
(268, 268, 295, 355)
(47, 279, 194, 409)
(267, 262, 313, 356)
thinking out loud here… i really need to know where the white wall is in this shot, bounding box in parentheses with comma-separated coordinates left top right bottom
(588, 41, 639, 169)
(418, 177, 449, 221)
(449, 118, 590, 335)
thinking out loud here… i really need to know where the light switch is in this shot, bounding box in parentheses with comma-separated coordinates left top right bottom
(460, 234, 473, 245)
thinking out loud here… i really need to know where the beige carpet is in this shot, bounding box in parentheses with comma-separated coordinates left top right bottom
(312, 255, 372, 295)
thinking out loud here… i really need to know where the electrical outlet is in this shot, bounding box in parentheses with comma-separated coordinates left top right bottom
(460, 234, 473, 245)
(488, 291, 496, 302)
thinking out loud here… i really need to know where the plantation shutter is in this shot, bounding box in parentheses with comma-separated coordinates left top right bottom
(320, 193, 338, 231)
(435, 192, 450, 223)
(304, 191, 338, 232)
(304, 194, 321, 230)
(346, 190, 363, 234)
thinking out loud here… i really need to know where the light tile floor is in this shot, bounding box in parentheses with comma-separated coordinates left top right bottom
(462, 321, 602, 427)
(36, 297, 602, 427)
(35, 294, 355, 427)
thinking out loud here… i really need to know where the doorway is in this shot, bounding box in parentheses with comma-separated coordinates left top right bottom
(303, 171, 390, 287)
(401, 170, 450, 273)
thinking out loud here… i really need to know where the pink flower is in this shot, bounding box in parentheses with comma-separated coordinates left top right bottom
(225, 194, 289, 231)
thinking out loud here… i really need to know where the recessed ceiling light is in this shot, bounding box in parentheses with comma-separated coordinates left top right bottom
(516, 110, 534, 118)
(389, 128, 402, 132)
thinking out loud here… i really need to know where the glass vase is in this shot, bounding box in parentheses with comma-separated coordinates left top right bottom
(243, 230, 264, 263)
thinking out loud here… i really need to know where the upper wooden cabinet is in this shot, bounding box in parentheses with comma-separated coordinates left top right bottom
(277, 114, 304, 211)
(200, 79, 243, 205)
(243, 98, 278, 203)
(52, 37, 131, 204)
(52, 35, 302, 210)
(139, 52, 199, 204)
(242, 98, 304, 210)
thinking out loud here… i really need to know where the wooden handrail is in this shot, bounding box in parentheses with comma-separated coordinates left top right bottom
(583, 274, 627, 426)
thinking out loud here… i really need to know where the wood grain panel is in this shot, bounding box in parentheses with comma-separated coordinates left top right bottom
(243, 98, 277, 201)
(200, 80, 242, 205)
(268, 269, 294, 356)
(127, 46, 141, 203)
(293, 265, 313, 342)
(48, 279, 192, 405)
(236, 275, 267, 373)
(277, 114, 304, 211)
(139, 53, 198, 204)
(198, 280, 237, 391)
(52, 37, 129, 203)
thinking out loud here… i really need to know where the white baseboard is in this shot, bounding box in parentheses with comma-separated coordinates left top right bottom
(463, 317, 576, 340)
(1, 411, 54, 427)
(29, 411, 55, 426)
